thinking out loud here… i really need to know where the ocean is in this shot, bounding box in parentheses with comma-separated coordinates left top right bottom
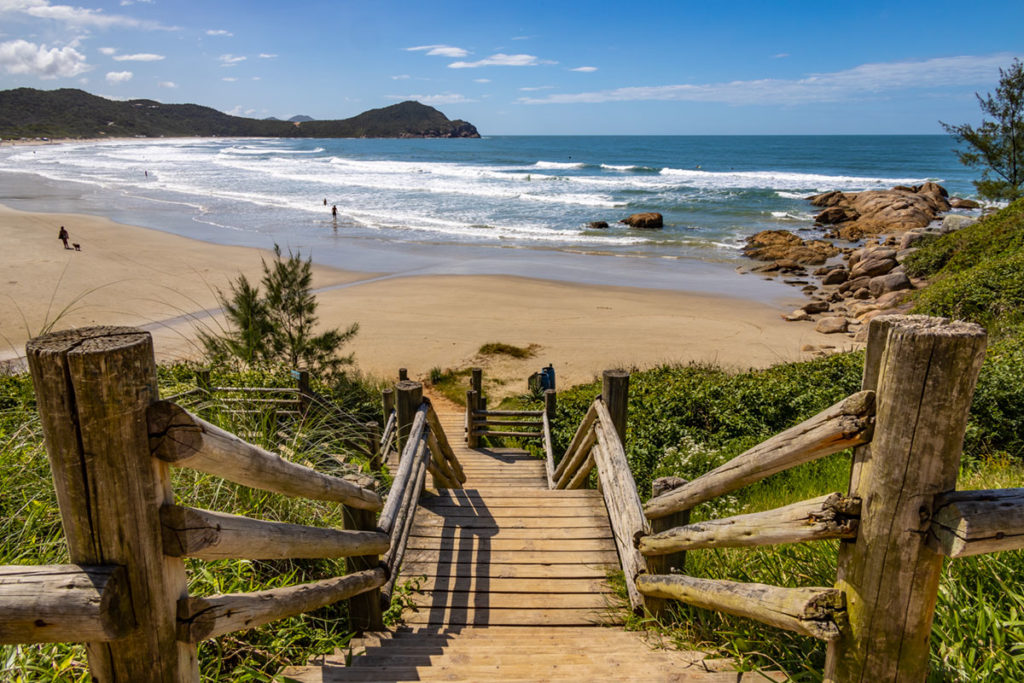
(0, 135, 977, 299)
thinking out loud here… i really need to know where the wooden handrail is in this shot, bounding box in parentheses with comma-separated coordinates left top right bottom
(177, 567, 387, 643)
(380, 409, 397, 456)
(638, 493, 859, 555)
(147, 401, 382, 512)
(542, 411, 556, 489)
(636, 574, 844, 641)
(377, 404, 429, 536)
(425, 403, 466, 484)
(553, 401, 598, 484)
(0, 565, 135, 644)
(382, 433, 431, 602)
(644, 390, 876, 520)
(159, 505, 390, 560)
(472, 409, 544, 417)
(929, 488, 1024, 558)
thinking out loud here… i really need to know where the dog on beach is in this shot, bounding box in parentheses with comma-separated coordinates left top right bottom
(73, 243, 81, 251)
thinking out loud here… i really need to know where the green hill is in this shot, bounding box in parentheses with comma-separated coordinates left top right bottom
(0, 88, 480, 139)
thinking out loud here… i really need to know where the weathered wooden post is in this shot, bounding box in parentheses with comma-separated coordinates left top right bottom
(466, 389, 480, 448)
(602, 369, 629, 444)
(398, 367, 408, 382)
(382, 388, 395, 418)
(343, 502, 384, 631)
(825, 315, 987, 682)
(396, 380, 423, 454)
(294, 368, 311, 413)
(544, 389, 556, 423)
(365, 421, 382, 471)
(26, 326, 198, 681)
(471, 367, 482, 396)
(645, 476, 690, 618)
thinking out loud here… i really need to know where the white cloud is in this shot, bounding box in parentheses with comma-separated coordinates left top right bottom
(571, 66, 597, 72)
(521, 53, 1023, 105)
(474, 78, 490, 83)
(98, 46, 116, 55)
(105, 69, 132, 83)
(120, 0, 154, 5)
(405, 44, 469, 58)
(0, 39, 89, 78)
(219, 53, 245, 66)
(389, 92, 476, 105)
(222, 76, 237, 82)
(773, 53, 790, 59)
(206, 29, 232, 37)
(511, 35, 530, 41)
(0, 0, 174, 30)
(258, 53, 276, 59)
(113, 52, 163, 61)
(251, 76, 260, 81)
(449, 53, 551, 69)
(157, 80, 176, 88)
(391, 74, 410, 80)
(519, 85, 553, 91)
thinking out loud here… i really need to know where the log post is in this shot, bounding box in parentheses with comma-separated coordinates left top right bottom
(342, 506, 384, 631)
(544, 389, 556, 423)
(645, 476, 690, 619)
(466, 389, 480, 448)
(295, 368, 310, 413)
(825, 315, 987, 682)
(365, 421, 382, 471)
(471, 367, 483, 396)
(382, 388, 395, 419)
(602, 369, 629, 444)
(398, 367, 408, 381)
(26, 326, 198, 682)
(395, 380, 423, 454)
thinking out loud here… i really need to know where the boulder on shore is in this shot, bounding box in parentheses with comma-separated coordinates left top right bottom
(808, 183, 952, 239)
(588, 221, 609, 229)
(742, 230, 839, 265)
(621, 212, 663, 229)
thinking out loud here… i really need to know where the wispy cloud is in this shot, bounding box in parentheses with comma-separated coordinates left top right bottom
(258, 53, 276, 59)
(221, 76, 236, 82)
(570, 66, 597, 72)
(389, 92, 476, 105)
(391, 74, 410, 80)
(219, 53, 245, 66)
(119, 0, 154, 5)
(0, 0, 174, 30)
(773, 53, 790, 59)
(98, 46, 117, 55)
(0, 38, 88, 78)
(449, 53, 552, 69)
(519, 85, 553, 91)
(474, 78, 490, 83)
(206, 29, 232, 37)
(405, 44, 468, 58)
(105, 69, 132, 83)
(113, 52, 163, 61)
(157, 80, 176, 88)
(521, 54, 1021, 105)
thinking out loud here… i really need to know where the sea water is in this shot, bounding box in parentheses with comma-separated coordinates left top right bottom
(0, 135, 976, 297)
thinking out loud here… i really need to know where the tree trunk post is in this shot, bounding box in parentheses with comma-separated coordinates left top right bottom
(601, 369, 630, 444)
(395, 380, 423, 454)
(295, 368, 310, 413)
(471, 367, 482, 396)
(544, 389, 557, 423)
(645, 476, 690, 619)
(26, 326, 198, 682)
(365, 421, 382, 471)
(825, 315, 987, 682)
(398, 367, 408, 382)
(342, 505, 384, 631)
(382, 388, 395, 419)
(466, 389, 479, 448)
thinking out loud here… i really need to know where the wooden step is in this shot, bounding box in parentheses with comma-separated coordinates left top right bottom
(405, 537, 616, 552)
(408, 591, 613, 609)
(399, 562, 612, 579)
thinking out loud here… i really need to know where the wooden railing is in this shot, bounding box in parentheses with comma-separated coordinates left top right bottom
(0, 327, 462, 682)
(551, 315, 1024, 681)
(464, 367, 555, 457)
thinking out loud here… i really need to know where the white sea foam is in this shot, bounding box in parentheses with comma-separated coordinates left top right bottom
(533, 160, 587, 170)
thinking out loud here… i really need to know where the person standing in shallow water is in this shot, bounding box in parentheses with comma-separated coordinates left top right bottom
(58, 226, 69, 249)
(331, 205, 338, 218)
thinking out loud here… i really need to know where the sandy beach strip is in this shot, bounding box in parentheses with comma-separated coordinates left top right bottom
(0, 202, 849, 392)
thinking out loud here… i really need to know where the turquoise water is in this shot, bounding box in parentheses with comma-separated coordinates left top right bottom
(0, 135, 977, 294)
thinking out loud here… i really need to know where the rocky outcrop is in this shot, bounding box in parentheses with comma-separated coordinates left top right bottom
(588, 221, 609, 229)
(742, 230, 839, 264)
(808, 183, 952, 240)
(621, 213, 663, 229)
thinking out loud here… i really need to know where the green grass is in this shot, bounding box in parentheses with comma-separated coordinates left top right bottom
(477, 342, 537, 359)
(0, 366, 387, 682)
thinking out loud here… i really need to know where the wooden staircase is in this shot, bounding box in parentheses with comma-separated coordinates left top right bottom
(282, 398, 772, 682)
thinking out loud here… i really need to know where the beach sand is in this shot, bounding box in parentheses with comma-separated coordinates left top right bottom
(0, 202, 852, 395)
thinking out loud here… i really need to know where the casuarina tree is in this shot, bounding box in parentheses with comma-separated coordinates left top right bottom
(201, 245, 358, 374)
(941, 58, 1024, 201)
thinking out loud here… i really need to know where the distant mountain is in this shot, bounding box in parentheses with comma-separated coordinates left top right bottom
(0, 89, 480, 139)
(264, 116, 282, 121)
(288, 115, 314, 123)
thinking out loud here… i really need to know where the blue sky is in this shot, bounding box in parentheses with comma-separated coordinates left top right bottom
(1, 0, 1022, 134)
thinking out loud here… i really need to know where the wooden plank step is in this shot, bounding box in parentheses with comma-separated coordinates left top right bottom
(347, 651, 707, 667)
(402, 549, 620, 564)
(409, 516, 611, 529)
(287, 667, 771, 683)
(404, 537, 616, 552)
(402, 607, 620, 626)
(409, 527, 613, 540)
(415, 577, 611, 593)
(399, 562, 612, 579)
(408, 591, 612, 609)
(414, 508, 607, 521)
(421, 498, 600, 508)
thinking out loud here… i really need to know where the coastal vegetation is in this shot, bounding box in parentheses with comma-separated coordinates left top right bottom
(0, 88, 479, 140)
(941, 58, 1024, 201)
(200, 245, 359, 376)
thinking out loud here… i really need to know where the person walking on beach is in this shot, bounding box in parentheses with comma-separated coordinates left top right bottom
(331, 205, 338, 218)
(58, 226, 69, 249)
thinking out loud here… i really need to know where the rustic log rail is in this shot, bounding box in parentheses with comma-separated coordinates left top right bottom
(0, 327, 463, 683)
(464, 367, 549, 446)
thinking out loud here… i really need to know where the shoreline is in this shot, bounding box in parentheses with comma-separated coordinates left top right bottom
(0, 201, 848, 393)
